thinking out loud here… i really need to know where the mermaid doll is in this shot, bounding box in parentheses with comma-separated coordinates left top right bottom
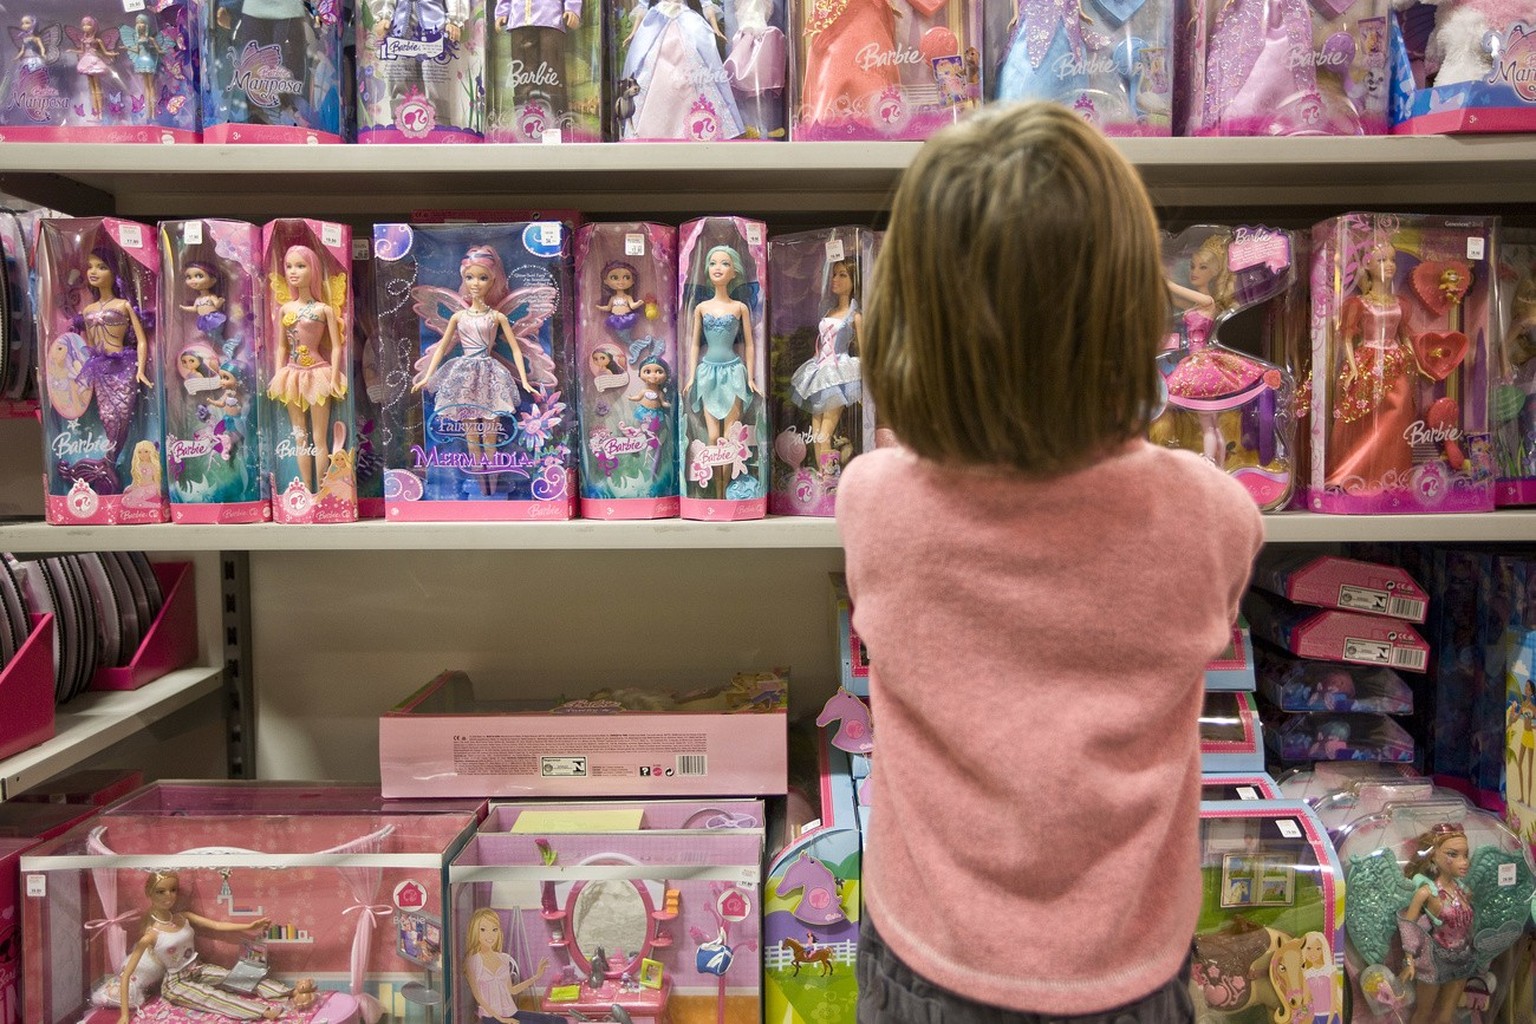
(619, 0, 745, 139)
(267, 245, 346, 492)
(788, 256, 862, 471)
(67, 247, 152, 490)
(179, 262, 228, 342)
(596, 260, 640, 344)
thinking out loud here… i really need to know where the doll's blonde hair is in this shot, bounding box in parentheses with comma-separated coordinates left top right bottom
(863, 102, 1164, 476)
(1192, 234, 1237, 315)
(464, 908, 504, 955)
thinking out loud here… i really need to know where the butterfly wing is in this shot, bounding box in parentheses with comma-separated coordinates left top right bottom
(497, 285, 559, 388)
(39, 24, 63, 64)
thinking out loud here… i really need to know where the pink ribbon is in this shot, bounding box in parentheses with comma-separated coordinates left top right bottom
(343, 903, 394, 1024)
(84, 909, 143, 937)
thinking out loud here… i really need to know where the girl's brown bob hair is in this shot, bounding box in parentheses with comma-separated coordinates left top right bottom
(863, 102, 1166, 476)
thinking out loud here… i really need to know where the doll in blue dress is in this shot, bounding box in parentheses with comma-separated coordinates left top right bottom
(683, 244, 759, 461)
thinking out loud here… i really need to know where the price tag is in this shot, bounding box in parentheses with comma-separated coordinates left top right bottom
(1275, 819, 1302, 839)
(625, 233, 646, 257)
(541, 129, 564, 145)
(123, 0, 146, 11)
(117, 223, 144, 249)
(322, 224, 343, 248)
(1468, 237, 1486, 261)
(826, 239, 845, 262)
(1499, 863, 1517, 887)
(183, 221, 204, 245)
(25, 874, 44, 897)
(746, 225, 763, 247)
(540, 222, 561, 246)
(1237, 786, 1258, 801)
(353, 239, 371, 260)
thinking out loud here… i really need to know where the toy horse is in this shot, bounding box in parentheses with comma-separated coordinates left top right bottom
(1193, 921, 1311, 1024)
(815, 687, 872, 754)
(774, 852, 846, 926)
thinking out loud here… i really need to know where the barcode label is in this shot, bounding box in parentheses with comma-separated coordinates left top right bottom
(677, 755, 707, 776)
(1391, 647, 1428, 672)
(1343, 638, 1392, 665)
(1275, 820, 1302, 839)
(1389, 595, 1426, 621)
(183, 221, 204, 245)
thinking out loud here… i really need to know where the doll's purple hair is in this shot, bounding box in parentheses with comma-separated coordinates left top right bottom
(460, 246, 510, 308)
(184, 260, 224, 295)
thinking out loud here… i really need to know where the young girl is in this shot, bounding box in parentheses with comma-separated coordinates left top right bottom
(836, 102, 1264, 1023)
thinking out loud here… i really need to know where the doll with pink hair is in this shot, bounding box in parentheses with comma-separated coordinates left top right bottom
(267, 245, 346, 492)
(67, 16, 119, 120)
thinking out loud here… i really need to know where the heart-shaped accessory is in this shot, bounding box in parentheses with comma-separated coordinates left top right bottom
(907, 0, 947, 17)
(1412, 331, 1469, 381)
(1411, 259, 1473, 315)
(1089, 0, 1147, 29)
(1309, 0, 1355, 20)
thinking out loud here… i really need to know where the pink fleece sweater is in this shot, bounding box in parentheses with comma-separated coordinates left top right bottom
(836, 441, 1264, 1015)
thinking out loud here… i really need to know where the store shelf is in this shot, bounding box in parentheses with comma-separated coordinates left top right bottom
(0, 664, 222, 799)
(1, 136, 1533, 217)
(2, 511, 1536, 552)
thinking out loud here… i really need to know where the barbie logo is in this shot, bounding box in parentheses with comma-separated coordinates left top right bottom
(1050, 53, 1119, 77)
(275, 438, 320, 460)
(396, 95, 438, 139)
(1496, 25, 1536, 100)
(674, 66, 730, 87)
(51, 432, 110, 459)
(855, 43, 923, 72)
(589, 427, 652, 459)
(229, 41, 303, 109)
(379, 36, 446, 61)
(1288, 48, 1348, 69)
(507, 60, 562, 90)
(686, 96, 721, 139)
(168, 435, 218, 462)
(1404, 420, 1462, 446)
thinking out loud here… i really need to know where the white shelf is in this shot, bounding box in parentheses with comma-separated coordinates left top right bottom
(1, 136, 1532, 216)
(0, 665, 223, 798)
(3, 512, 1536, 552)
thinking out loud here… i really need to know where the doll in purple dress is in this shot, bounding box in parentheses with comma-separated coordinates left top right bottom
(619, 0, 745, 140)
(788, 257, 861, 471)
(1199, 0, 1324, 135)
(72, 247, 153, 490)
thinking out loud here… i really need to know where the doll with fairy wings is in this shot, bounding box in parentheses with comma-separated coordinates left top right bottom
(66, 18, 127, 121)
(4, 15, 62, 111)
(1344, 824, 1533, 1024)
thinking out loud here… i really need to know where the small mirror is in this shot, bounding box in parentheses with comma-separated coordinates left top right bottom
(569, 880, 655, 978)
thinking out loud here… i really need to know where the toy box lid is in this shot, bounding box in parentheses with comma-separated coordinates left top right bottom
(1243, 591, 1430, 673)
(1253, 551, 1427, 623)
(104, 780, 488, 818)
(389, 670, 788, 717)
(483, 799, 766, 834)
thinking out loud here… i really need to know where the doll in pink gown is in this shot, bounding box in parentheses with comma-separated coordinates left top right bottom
(1199, 0, 1325, 135)
(723, 0, 786, 136)
(799, 0, 901, 128)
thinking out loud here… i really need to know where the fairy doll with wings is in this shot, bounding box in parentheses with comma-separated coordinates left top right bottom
(410, 244, 558, 494)
(2, 15, 63, 119)
(66, 17, 127, 121)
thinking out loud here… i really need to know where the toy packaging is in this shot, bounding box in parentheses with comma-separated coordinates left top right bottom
(0, 208, 42, 405)
(1244, 590, 1431, 672)
(575, 222, 679, 518)
(678, 217, 769, 519)
(1151, 225, 1298, 510)
(1389, 0, 1536, 134)
(358, 0, 488, 142)
(380, 669, 790, 797)
(1306, 212, 1496, 514)
(1179, 0, 1389, 135)
(487, 0, 600, 141)
(21, 795, 480, 1024)
(1258, 646, 1414, 713)
(1253, 551, 1428, 622)
(1205, 617, 1257, 691)
(1310, 777, 1441, 836)
(986, 0, 1172, 135)
(37, 218, 168, 526)
(159, 219, 269, 524)
(351, 239, 387, 518)
(1336, 800, 1534, 1024)
(1264, 709, 1415, 761)
(1200, 773, 1282, 801)
(200, 0, 344, 143)
(609, 0, 784, 140)
(788, 0, 979, 140)
(261, 219, 357, 524)
(374, 221, 576, 520)
(451, 817, 765, 1024)
(1192, 801, 1344, 1024)
(768, 227, 875, 517)
(1492, 230, 1536, 503)
(831, 574, 870, 697)
(0, 1, 199, 141)
(0, 837, 32, 1024)
(1276, 761, 1420, 805)
(1425, 546, 1509, 802)
(1201, 690, 1264, 771)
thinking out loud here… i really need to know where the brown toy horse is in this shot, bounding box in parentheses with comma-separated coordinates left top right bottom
(781, 937, 835, 977)
(1193, 921, 1311, 1024)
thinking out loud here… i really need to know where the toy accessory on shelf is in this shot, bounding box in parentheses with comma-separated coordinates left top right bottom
(815, 687, 872, 754)
(159, 220, 268, 524)
(38, 218, 167, 526)
(678, 217, 769, 519)
(261, 219, 356, 524)
(986, 0, 1171, 134)
(768, 227, 876, 516)
(1306, 213, 1494, 514)
(575, 223, 679, 518)
(1492, 231, 1536, 504)
(1253, 551, 1429, 622)
(198, 0, 344, 143)
(1387, 0, 1536, 133)
(374, 221, 576, 519)
(1257, 646, 1413, 713)
(1264, 709, 1415, 762)
(359, 0, 486, 142)
(1150, 225, 1298, 509)
(350, 240, 386, 518)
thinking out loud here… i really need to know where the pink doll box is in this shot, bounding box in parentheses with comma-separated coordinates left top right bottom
(481, 798, 766, 832)
(487, 0, 603, 142)
(1199, 772, 1282, 801)
(350, 240, 385, 519)
(832, 575, 869, 698)
(379, 670, 789, 798)
(198, 0, 344, 143)
(0, 837, 36, 1024)
(89, 562, 195, 692)
(0, 614, 54, 762)
(21, 806, 479, 1024)
(1388, 4, 1536, 134)
(1276, 761, 1420, 805)
(160, 220, 270, 525)
(1253, 551, 1428, 623)
(768, 228, 876, 517)
(1193, 800, 1345, 1024)
(1200, 690, 1264, 771)
(1305, 212, 1496, 515)
(1179, 0, 1389, 135)
(357, 0, 487, 143)
(1243, 590, 1431, 673)
(575, 223, 680, 519)
(6, 769, 144, 807)
(788, 0, 980, 140)
(0, 803, 101, 842)
(261, 220, 358, 525)
(38, 218, 168, 526)
(0, 1, 200, 142)
(100, 780, 489, 822)
(450, 827, 764, 1024)
(1204, 616, 1256, 691)
(678, 217, 770, 520)
(1493, 231, 1536, 504)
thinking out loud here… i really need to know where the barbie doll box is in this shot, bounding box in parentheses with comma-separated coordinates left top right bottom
(1493, 231, 1536, 505)
(380, 670, 789, 798)
(1203, 617, 1256, 691)
(831, 575, 869, 697)
(1388, 2, 1536, 134)
(450, 826, 765, 1024)
(0, 837, 34, 1024)
(1257, 647, 1413, 714)
(1242, 590, 1431, 673)
(357, 0, 488, 143)
(199, 0, 345, 143)
(1200, 772, 1282, 801)
(20, 802, 480, 1024)
(1200, 690, 1264, 771)
(1252, 551, 1428, 623)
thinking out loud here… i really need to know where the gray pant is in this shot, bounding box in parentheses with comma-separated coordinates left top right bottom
(857, 920, 1194, 1024)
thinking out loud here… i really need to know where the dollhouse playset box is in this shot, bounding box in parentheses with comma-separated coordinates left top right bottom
(451, 802, 766, 1024)
(380, 670, 789, 798)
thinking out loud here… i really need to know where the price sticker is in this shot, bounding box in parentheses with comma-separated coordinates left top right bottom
(541, 222, 561, 246)
(826, 239, 845, 262)
(1467, 237, 1486, 261)
(116, 223, 144, 250)
(25, 874, 45, 897)
(1499, 863, 1517, 887)
(353, 239, 371, 260)
(625, 234, 646, 257)
(747, 225, 763, 246)
(541, 129, 563, 145)
(322, 224, 343, 248)
(1275, 819, 1302, 839)
(1237, 787, 1258, 801)
(123, 0, 146, 11)
(183, 222, 204, 245)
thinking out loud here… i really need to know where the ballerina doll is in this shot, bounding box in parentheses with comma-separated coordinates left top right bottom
(596, 261, 640, 345)
(683, 244, 760, 479)
(267, 245, 346, 493)
(619, 0, 745, 140)
(799, 0, 900, 127)
(461, 908, 565, 1024)
(788, 256, 861, 473)
(68, 17, 120, 121)
(1163, 234, 1264, 467)
(1399, 825, 1477, 1024)
(117, 870, 316, 1024)
(411, 245, 557, 496)
(179, 262, 228, 343)
(66, 247, 153, 489)
(123, 14, 161, 114)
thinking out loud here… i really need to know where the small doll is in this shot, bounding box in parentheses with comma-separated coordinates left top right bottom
(788, 256, 862, 472)
(68, 16, 119, 120)
(1307, 718, 1352, 758)
(631, 355, 671, 434)
(461, 909, 563, 1024)
(123, 14, 161, 111)
(65, 247, 153, 487)
(620, 0, 744, 140)
(179, 262, 228, 342)
(596, 261, 640, 344)
(799, 0, 901, 127)
(683, 244, 760, 452)
(267, 245, 347, 492)
(117, 870, 317, 1024)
